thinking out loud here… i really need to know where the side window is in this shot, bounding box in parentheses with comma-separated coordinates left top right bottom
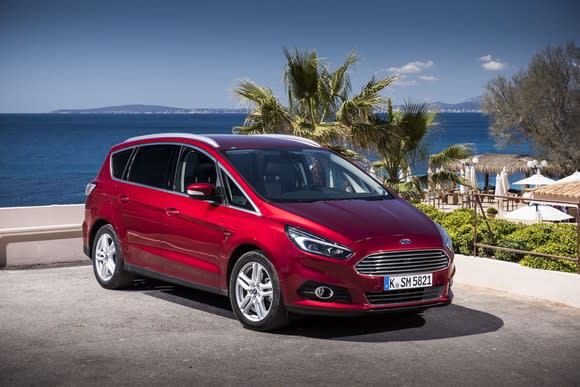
(174, 147, 217, 193)
(222, 170, 255, 211)
(111, 149, 133, 180)
(128, 145, 176, 189)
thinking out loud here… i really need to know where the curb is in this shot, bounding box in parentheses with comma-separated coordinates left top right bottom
(454, 254, 580, 308)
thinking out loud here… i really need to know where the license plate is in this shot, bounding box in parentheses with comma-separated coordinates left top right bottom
(384, 273, 433, 291)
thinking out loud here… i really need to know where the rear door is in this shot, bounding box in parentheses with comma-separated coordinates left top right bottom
(117, 144, 179, 271)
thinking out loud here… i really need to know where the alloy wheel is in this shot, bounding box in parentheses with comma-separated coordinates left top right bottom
(95, 233, 116, 282)
(235, 261, 273, 322)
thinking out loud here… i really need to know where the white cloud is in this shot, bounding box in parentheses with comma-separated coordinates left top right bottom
(482, 60, 507, 71)
(388, 60, 433, 74)
(419, 75, 439, 81)
(479, 54, 507, 71)
(394, 75, 417, 86)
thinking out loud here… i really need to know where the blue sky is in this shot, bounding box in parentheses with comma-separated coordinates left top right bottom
(0, 0, 578, 112)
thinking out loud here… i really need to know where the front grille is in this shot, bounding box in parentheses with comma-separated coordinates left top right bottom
(355, 249, 449, 276)
(366, 286, 444, 305)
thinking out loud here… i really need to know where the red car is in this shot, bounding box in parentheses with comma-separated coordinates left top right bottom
(83, 133, 455, 330)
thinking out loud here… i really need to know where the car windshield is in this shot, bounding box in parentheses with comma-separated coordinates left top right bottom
(222, 148, 390, 202)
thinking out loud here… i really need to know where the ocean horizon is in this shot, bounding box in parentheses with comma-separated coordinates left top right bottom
(0, 113, 531, 207)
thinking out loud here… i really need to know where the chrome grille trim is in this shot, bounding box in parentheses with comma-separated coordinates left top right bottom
(355, 249, 449, 276)
(366, 286, 444, 305)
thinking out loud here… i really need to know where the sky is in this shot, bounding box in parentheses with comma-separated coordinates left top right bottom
(0, 0, 579, 113)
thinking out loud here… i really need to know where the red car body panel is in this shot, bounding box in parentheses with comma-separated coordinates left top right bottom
(83, 134, 454, 315)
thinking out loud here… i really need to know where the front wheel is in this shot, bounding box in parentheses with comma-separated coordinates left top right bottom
(229, 251, 288, 331)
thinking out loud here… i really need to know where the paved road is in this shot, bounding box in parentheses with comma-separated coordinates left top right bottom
(1, 265, 579, 386)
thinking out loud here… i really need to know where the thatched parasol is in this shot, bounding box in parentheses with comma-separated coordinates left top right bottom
(449, 153, 534, 175)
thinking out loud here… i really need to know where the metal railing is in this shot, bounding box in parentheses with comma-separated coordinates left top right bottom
(471, 192, 580, 274)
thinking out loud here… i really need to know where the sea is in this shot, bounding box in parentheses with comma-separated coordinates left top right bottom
(0, 113, 531, 207)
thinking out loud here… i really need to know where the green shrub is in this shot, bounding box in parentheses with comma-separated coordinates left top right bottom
(447, 224, 474, 255)
(486, 207, 498, 215)
(503, 224, 553, 251)
(413, 204, 577, 272)
(495, 240, 526, 262)
(414, 204, 446, 224)
(520, 255, 577, 273)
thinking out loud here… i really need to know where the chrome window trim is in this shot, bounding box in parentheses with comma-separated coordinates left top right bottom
(109, 141, 261, 215)
(123, 133, 220, 148)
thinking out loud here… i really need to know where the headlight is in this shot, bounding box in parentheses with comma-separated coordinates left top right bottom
(436, 223, 453, 251)
(285, 225, 353, 259)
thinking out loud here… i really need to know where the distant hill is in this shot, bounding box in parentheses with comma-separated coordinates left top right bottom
(432, 96, 482, 112)
(52, 104, 248, 114)
(52, 98, 482, 114)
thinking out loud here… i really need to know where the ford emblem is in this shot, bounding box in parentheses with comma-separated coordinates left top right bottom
(399, 238, 412, 245)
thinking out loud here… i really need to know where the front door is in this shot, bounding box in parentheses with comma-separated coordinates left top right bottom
(159, 146, 225, 289)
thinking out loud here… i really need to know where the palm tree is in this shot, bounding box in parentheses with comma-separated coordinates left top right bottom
(234, 49, 471, 199)
(370, 101, 473, 198)
(233, 48, 395, 152)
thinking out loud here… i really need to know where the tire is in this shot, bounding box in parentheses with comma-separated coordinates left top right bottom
(229, 251, 288, 331)
(92, 224, 134, 289)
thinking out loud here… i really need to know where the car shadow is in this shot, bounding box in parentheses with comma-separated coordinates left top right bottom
(131, 280, 504, 343)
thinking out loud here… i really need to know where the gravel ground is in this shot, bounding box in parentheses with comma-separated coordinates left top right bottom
(1, 265, 579, 386)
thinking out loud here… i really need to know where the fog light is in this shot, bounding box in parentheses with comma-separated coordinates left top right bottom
(314, 286, 334, 300)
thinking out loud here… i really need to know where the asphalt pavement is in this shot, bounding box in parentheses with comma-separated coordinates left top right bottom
(1, 264, 579, 386)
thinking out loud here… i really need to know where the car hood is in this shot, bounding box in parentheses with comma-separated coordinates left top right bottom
(273, 198, 442, 248)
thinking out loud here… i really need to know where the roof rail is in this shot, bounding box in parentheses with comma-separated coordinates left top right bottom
(123, 133, 219, 148)
(255, 134, 321, 147)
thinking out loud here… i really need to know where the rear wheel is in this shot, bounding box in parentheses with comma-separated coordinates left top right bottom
(92, 224, 133, 289)
(229, 251, 288, 331)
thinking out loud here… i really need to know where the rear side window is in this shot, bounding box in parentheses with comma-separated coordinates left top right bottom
(111, 149, 133, 180)
(128, 145, 177, 189)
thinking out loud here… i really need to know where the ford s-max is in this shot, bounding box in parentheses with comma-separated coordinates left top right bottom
(83, 133, 455, 330)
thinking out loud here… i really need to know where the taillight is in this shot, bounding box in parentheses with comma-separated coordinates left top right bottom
(85, 182, 96, 196)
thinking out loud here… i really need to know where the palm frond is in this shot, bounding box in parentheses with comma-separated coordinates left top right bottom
(429, 144, 474, 168)
(336, 75, 397, 125)
(330, 145, 363, 160)
(233, 80, 291, 133)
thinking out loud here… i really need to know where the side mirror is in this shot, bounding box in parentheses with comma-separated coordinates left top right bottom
(186, 183, 216, 200)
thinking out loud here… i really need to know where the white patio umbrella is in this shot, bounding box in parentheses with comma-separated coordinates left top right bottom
(513, 173, 555, 186)
(502, 204, 573, 223)
(469, 165, 478, 190)
(494, 172, 505, 196)
(459, 167, 466, 194)
(501, 167, 510, 193)
(557, 171, 580, 183)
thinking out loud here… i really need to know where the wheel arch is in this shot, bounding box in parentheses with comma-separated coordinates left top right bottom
(88, 218, 114, 258)
(226, 243, 262, 293)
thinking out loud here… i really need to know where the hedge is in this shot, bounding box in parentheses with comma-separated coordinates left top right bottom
(414, 204, 578, 273)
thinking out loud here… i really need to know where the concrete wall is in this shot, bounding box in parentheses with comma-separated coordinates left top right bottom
(0, 204, 84, 229)
(454, 254, 580, 308)
(0, 205, 87, 267)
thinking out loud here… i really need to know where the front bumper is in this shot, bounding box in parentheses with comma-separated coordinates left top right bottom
(279, 247, 455, 316)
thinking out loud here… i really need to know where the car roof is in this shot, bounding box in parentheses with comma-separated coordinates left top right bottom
(122, 133, 321, 149)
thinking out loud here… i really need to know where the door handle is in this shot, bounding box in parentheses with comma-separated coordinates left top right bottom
(119, 194, 129, 203)
(165, 208, 180, 216)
